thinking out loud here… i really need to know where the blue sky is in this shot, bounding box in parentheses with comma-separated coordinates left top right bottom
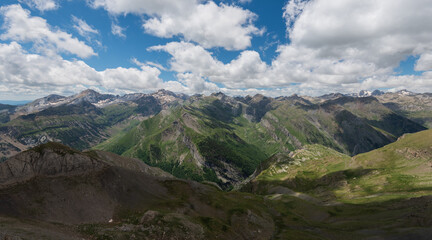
(0, 0, 432, 100)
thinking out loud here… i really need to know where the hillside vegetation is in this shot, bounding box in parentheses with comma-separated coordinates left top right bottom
(1, 143, 432, 239)
(246, 129, 432, 204)
(96, 93, 425, 188)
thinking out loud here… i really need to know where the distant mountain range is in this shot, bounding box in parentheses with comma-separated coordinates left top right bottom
(1, 130, 432, 239)
(1, 89, 432, 239)
(1, 88, 431, 188)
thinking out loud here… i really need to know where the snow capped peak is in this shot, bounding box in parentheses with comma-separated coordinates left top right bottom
(397, 89, 414, 96)
(358, 90, 372, 97)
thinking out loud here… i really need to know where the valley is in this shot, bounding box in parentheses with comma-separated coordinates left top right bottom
(0, 89, 431, 239)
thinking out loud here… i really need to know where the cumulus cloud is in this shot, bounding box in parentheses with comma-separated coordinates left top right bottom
(0, 41, 237, 99)
(19, 0, 58, 12)
(149, 42, 223, 75)
(283, 0, 308, 30)
(415, 53, 432, 72)
(150, 0, 432, 95)
(101, 65, 162, 90)
(0, 42, 99, 87)
(0, 41, 163, 98)
(280, 0, 432, 84)
(3, 0, 432, 98)
(0, 4, 96, 58)
(91, 0, 262, 50)
(142, 2, 262, 50)
(150, 41, 274, 88)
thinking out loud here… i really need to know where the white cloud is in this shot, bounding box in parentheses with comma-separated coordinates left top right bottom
(151, 0, 432, 95)
(72, 16, 99, 38)
(149, 41, 273, 88)
(19, 0, 58, 12)
(91, 0, 262, 50)
(111, 22, 126, 38)
(149, 41, 223, 75)
(0, 42, 99, 87)
(101, 65, 162, 90)
(281, 0, 432, 80)
(132, 58, 167, 71)
(283, 0, 308, 30)
(415, 53, 432, 72)
(91, 0, 198, 15)
(0, 42, 163, 98)
(157, 73, 221, 96)
(143, 2, 262, 50)
(2, 40, 430, 100)
(0, 4, 96, 58)
(3, 0, 432, 98)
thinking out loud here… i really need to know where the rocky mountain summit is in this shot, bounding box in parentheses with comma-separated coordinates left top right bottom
(12, 89, 185, 117)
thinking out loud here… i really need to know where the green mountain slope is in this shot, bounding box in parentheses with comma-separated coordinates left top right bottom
(0, 91, 185, 158)
(1, 90, 426, 188)
(245, 129, 432, 204)
(96, 93, 426, 188)
(343, 129, 432, 202)
(1, 143, 432, 239)
(96, 94, 278, 188)
(0, 101, 138, 152)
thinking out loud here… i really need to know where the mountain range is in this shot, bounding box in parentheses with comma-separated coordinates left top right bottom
(1, 89, 432, 239)
(0, 130, 431, 239)
(1, 89, 429, 186)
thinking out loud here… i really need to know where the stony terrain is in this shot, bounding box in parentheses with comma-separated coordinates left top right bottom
(376, 91, 432, 128)
(0, 140, 432, 239)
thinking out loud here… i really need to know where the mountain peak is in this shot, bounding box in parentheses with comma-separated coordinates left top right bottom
(71, 89, 115, 105)
(151, 89, 186, 105)
(318, 92, 345, 100)
(396, 89, 414, 95)
(359, 90, 372, 97)
(371, 89, 385, 96)
(154, 89, 176, 96)
(211, 92, 228, 100)
(77, 89, 100, 97)
(251, 94, 267, 102)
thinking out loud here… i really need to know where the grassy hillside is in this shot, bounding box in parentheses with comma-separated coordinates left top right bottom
(1, 143, 432, 239)
(96, 94, 427, 188)
(246, 129, 432, 204)
(95, 96, 279, 188)
(342, 129, 432, 202)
